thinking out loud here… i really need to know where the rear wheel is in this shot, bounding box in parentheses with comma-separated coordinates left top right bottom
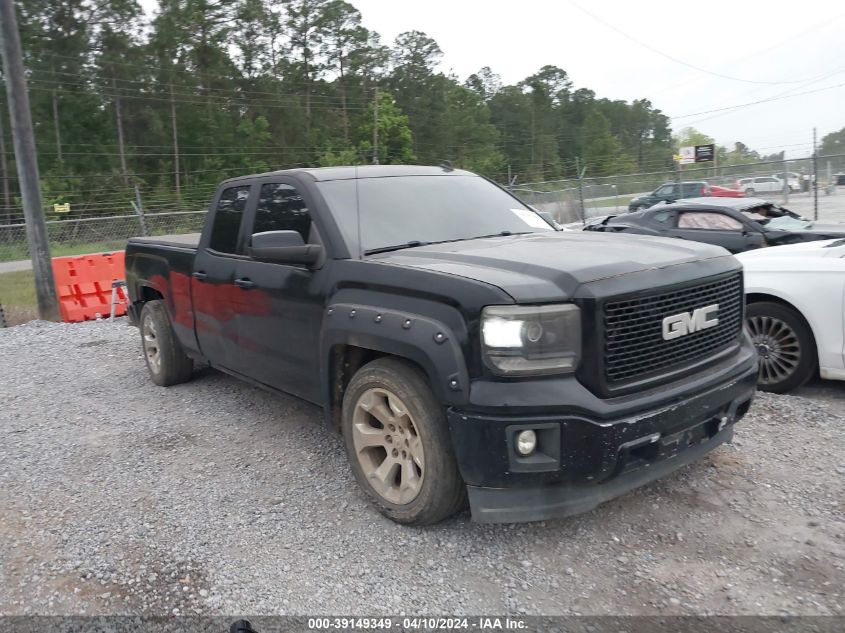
(746, 301, 815, 393)
(341, 357, 466, 525)
(140, 300, 193, 387)
(745, 188, 755, 196)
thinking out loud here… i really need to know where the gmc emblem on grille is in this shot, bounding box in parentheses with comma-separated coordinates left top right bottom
(662, 304, 719, 340)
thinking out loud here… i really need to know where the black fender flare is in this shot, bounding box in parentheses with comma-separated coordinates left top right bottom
(320, 303, 470, 410)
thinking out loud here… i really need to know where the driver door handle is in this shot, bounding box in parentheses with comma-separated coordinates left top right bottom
(192, 271, 208, 281)
(234, 277, 255, 289)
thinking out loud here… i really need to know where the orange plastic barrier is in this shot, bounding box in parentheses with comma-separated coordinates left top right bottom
(51, 252, 128, 323)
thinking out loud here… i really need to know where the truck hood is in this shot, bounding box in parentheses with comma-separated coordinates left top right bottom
(370, 232, 732, 302)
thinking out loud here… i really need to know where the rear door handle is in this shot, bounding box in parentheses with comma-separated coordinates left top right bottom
(192, 271, 208, 281)
(234, 277, 255, 289)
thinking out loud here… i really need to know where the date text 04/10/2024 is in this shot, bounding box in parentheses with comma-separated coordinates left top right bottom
(306, 617, 527, 630)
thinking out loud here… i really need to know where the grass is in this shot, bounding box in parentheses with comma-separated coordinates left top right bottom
(587, 194, 636, 210)
(0, 239, 128, 263)
(0, 269, 37, 326)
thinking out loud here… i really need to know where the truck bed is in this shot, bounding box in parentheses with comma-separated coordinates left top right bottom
(128, 233, 201, 250)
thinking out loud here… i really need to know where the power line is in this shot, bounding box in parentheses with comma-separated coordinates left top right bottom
(671, 80, 845, 120)
(32, 67, 377, 105)
(570, 1, 830, 86)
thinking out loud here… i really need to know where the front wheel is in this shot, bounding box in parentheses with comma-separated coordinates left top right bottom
(341, 357, 466, 525)
(139, 300, 193, 387)
(745, 188, 755, 196)
(746, 301, 816, 393)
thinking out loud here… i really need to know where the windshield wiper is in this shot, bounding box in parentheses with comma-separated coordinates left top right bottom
(470, 230, 532, 239)
(364, 240, 430, 255)
(364, 232, 532, 256)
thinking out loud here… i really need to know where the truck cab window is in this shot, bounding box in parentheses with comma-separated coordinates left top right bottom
(254, 183, 312, 242)
(209, 185, 251, 253)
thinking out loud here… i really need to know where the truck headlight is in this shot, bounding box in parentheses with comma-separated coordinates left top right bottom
(481, 304, 581, 376)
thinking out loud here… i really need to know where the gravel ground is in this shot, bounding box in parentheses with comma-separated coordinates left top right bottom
(1, 320, 843, 617)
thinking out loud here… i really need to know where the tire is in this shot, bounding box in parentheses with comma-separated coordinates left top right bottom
(341, 357, 466, 525)
(746, 301, 816, 394)
(139, 300, 193, 387)
(745, 188, 755, 196)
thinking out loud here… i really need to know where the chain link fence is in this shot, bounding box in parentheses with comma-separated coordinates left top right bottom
(0, 180, 214, 263)
(1, 153, 845, 263)
(513, 153, 845, 226)
(0, 210, 207, 262)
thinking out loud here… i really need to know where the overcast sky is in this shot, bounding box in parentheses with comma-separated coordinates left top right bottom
(141, 0, 845, 157)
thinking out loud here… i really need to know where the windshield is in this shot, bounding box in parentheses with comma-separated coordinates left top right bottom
(316, 175, 553, 255)
(759, 215, 812, 230)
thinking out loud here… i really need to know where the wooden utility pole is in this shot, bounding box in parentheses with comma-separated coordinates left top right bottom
(0, 0, 59, 320)
(113, 78, 129, 188)
(170, 83, 180, 199)
(51, 89, 62, 162)
(0, 98, 11, 209)
(372, 86, 379, 165)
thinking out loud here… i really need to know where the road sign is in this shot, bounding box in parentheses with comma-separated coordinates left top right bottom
(695, 144, 715, 162)
(677, 144, 716, 164)
(678, 146, 695, 165)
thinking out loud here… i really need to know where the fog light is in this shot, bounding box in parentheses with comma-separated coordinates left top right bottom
(516, 429, 537, 456)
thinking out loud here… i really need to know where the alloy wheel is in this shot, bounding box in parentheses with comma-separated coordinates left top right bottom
(747, 315, 801, 386)
(351, 387, 425, 505)
(142, 314, 161, 374)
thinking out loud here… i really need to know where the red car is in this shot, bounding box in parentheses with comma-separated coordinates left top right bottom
(710, 184, 745, 198)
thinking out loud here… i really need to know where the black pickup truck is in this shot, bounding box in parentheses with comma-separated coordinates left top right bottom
(125, 165, 758, 525)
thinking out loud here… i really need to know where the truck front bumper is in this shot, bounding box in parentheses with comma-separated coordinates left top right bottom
(448, 342, 758, 523)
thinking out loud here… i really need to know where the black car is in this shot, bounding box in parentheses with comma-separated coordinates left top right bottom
(628, 181, 711, 211)
(586, 197, 845, 253)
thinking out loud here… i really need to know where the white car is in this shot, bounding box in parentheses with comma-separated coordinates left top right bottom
(738, 239, 845, 392)
(773, 172, 801, 192)
(736, 176, 791, 196)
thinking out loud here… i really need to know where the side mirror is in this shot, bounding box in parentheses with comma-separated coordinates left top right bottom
(247, 230, 322, 266)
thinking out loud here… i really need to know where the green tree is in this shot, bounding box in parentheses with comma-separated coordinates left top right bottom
(581, 111, 635, 176)
(283, 0, 330, 136)
(465, 67, 502, 102)
(820, 127, 845, 156)
(320, 0, 368, 143)
(441, 84, 502, 175)
(358, 91, 414, 164)
(673, 127, 714, 150)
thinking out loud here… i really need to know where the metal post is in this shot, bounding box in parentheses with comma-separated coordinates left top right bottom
(677, 160, 682, 191)
(813, 128, 818, 220)
(0, 0, 59, 321)
(827, 160, 832, 195)
(372, 86, 379, 165)
(614, 177, 619, 213)
(132, 184, 147, 236)
(783, 156, 789, 205)
(575, 156, 586, 225)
